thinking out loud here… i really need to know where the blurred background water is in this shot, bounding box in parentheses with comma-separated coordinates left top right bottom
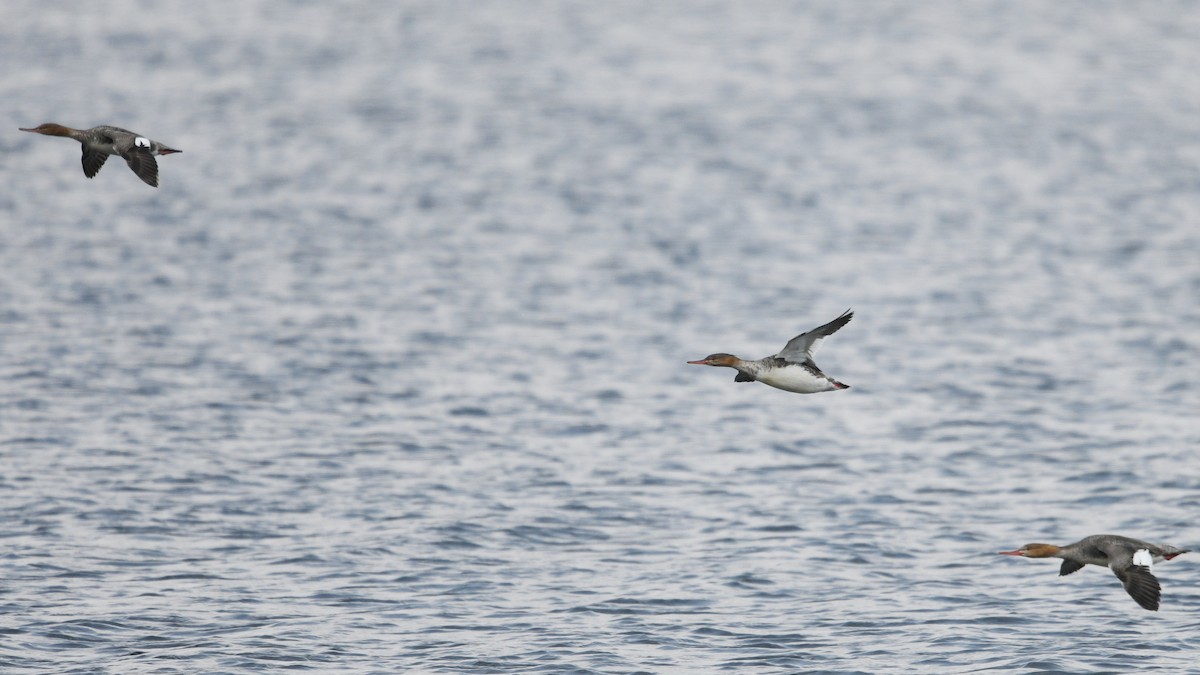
(1, 1, 1198, 672)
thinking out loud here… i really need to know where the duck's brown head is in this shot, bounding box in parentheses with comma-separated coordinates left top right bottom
(687, 353, 740, 367)
(999, 543, 1061, 558)
(19, 123, 74, 137)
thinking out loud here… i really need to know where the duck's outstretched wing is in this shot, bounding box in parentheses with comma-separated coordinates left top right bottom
(1059, 560, 1085, 576)
(1115, 565, 1161, 611)
(1111, 548, 1161, 611)
(775, 309, 853, 362)
(81, 148, 108, 178)
(122, 149, 160, 187)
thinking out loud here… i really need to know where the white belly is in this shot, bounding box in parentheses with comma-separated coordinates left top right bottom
(756, 367, 834, 394)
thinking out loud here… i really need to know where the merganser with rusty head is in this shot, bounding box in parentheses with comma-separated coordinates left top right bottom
(999, 534, 1189, 611)
(687, 309, 852, 394)
(19, 123, 181, 187)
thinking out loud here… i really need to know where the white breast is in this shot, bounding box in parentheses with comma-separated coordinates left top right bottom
(756, 365, 833, 394)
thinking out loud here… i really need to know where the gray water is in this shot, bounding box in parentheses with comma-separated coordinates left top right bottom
(2, 1, 1199, 672)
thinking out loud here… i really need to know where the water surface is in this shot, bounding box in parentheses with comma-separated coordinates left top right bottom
(1, 1, 1198, 672)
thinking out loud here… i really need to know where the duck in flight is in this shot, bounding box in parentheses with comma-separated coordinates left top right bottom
(687, 309, 853, 394)
(999, 534, 1189, 611)
(19, 123, 181, 187)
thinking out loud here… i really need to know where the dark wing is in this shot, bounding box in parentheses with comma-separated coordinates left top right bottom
(734, 372, 755, 383)
(775, 309, 853, 362)
(1114, 564, 1161, 611)
(122, 149, 160, 187)
(1059, 560, 1085, 576)
(81, 148, 108, 178)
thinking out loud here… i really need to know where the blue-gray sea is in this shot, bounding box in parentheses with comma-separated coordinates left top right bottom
(2, 1, 1199, 672)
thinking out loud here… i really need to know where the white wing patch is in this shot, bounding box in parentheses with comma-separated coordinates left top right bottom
(1133, 548, 1153, 569)
(135, 136, 151, 148)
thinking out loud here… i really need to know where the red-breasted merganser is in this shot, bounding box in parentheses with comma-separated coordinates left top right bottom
(999, 534, 1189, 611)
(687, 309, 853, 394)
(19, 123, 181, 187)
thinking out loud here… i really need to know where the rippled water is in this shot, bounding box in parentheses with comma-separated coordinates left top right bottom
(2, 1, 1198, 672)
